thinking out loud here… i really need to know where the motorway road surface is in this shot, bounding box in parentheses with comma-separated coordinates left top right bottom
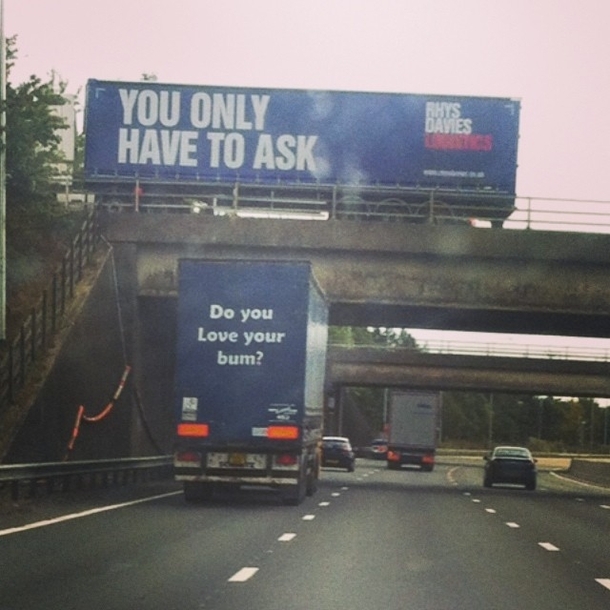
(1, 458, 610, 609)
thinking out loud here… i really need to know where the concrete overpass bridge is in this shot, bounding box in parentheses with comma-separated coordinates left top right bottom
(15, 211, 610, 459)
(327, 345, 610, 398)
(98, 210, 610, 422)
(103, 210, 610, 337)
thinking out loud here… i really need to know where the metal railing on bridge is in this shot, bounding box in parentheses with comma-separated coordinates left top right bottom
(330, 339, 610, 363)
(89, 178, 610, 234)
(0, 211, 101, 417)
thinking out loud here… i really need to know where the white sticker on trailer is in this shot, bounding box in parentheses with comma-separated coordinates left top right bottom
(181, 397, 198, 421)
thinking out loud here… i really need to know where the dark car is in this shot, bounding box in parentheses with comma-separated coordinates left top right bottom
(322, 436, 355, 472)
(483, 446, 537, 490)
(369, 438, 388, 460)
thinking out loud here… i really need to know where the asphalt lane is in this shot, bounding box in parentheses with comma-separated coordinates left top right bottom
(1, 460, 610, 609)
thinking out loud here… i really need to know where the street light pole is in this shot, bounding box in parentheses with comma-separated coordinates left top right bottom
(537, 395, 546, 440)
(487, 393, 494, 449)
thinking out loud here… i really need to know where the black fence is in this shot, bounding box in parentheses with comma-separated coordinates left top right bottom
(0, 210, 101, 415)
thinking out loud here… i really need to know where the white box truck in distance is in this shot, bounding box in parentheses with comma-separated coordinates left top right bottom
(386, 390, 440, 471)
(173, 260, 328, 505)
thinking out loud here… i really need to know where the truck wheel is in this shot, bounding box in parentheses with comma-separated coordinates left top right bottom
(184, 482, 214, 502)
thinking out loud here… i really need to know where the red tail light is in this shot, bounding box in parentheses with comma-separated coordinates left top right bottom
(275, 453, 298, 466)
(267, 425, 300, 440)
(175, 451, 201, 463)
(387, 450, 400, 462)
(177, 423, 209, 437)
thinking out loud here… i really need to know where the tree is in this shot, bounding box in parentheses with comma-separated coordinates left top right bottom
(4, 37, 67, 210)
(368, 327, 418, 348)
(329, 326, 384, 346)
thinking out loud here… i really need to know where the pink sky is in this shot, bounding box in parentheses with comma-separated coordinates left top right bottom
(6, 0, 610, 202)
(6, 1, 610, 355)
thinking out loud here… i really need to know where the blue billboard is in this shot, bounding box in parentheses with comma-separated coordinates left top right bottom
(85, 79, 520, 193)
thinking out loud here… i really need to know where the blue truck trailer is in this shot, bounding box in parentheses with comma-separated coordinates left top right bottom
(173, 260, 328, 505)
(84, 79, 520, 224)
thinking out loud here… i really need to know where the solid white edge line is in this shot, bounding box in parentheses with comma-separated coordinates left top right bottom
(0, 491, 182, 537)
(595, 578, 610, 590)
(551, 471, 610, 491)
(228, 567, 259, 582)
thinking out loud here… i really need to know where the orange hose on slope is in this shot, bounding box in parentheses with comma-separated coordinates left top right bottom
(63, 366, 131, 460)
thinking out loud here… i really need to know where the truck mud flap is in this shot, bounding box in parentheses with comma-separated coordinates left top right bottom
(183, 481, 214, 502)
(281, 467, 307, 505)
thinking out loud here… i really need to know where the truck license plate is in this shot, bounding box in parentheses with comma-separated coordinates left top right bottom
(207, 452, 266, 469)
(229, 453, 247, 467)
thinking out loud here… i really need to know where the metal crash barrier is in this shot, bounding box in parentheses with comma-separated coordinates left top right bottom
(0, 455, 172, 501)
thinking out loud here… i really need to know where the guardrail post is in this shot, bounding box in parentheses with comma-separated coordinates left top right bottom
(41, 290, 47, 349)
(51, 273, 58, 333)
(60, 258, 67, 316)
(7, 341, 14, 403)
(19, 325, 25, 389)
(69, 243, 75, 298)
(30, 308, 36, 362)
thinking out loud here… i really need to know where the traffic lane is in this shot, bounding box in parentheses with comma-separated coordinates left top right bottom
(3, 464, 610, 609)
(0, 482, 327, 610)
(447, 462, 610, 590)
(203, 465, 610, 610)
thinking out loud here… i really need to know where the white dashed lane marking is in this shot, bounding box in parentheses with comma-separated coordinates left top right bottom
(278, 533, 296, 542)
(538, 542, 560, 552)
(228, 567, 259, 582)
(505, 522, 520, 528)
